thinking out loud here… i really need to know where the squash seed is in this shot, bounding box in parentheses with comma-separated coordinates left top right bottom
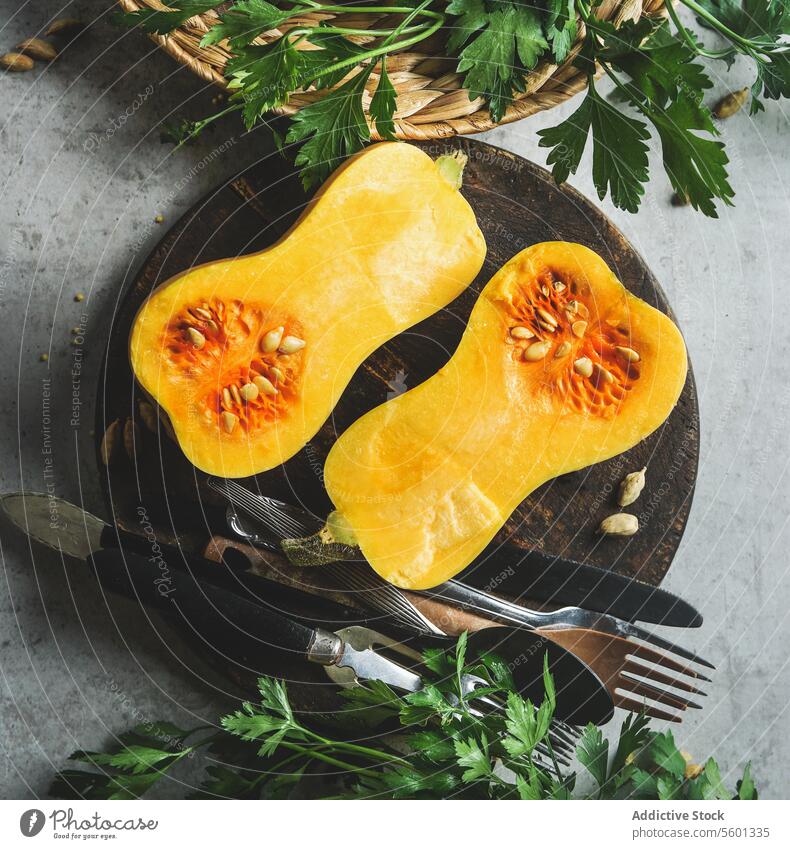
(253, 374, 277, 396)
(100, 419, 121, 466)
(713, 87, 749, 119)
(573, 357, 593, 377)
(46, 18, 84, 37)
(618, 467, 647, 507)
(598, 512, 639, 537)
(541, 285, 550, 296)
(510, 325, 534, 340)
(566, 300, 579, 316)
(123, 418, 140, 462)
(194, 307, 212, 320)
(525, 341, 551, 362)
(576, 302, 590, 319)
(615, 345, 640, 363)
(572, 320, 587, 338)
(594, 363, 614, 384)
(222, 387, 232, 408)
(139, 401, 157, 434)
(221, 412, 238, 434)
(538, 320, 556, 333)
(186, 327, 205, 349)
(554, 281, 566, 293)
(261, 326, 284, 353)
(230, 384, 242, 406)
(240, 382, 259, 402)
(554, 341, 571, 358)
(16, 38, 57, 61)
(1, 52, 34, 71)
(279, 335, 306, 354)
(204, 319, 219, 334)
(537, 307, 557, 327)
(269, 366, 284, 383)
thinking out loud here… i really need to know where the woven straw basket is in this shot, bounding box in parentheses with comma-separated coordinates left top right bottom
(119, 0, 666, 140)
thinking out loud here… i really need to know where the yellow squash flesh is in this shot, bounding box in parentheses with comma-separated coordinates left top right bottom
(324, 242, 688, 589)
(129, 143, 486, 477)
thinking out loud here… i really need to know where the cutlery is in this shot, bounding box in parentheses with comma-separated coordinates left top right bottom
(206, 476, 702, 627)
(89, 547, 613, 729)
(208, 480, 711, 670)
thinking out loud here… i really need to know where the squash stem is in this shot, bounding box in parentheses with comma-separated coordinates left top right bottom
(435, 150, 469, 190)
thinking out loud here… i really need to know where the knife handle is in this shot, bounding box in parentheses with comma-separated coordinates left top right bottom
(90, 548, 334, 663)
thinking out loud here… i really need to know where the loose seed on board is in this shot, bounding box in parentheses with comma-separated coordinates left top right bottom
(525, 341, 551, 362)
(230, 384, 242, 406)
(713, 87, 749, 119)
(16, 38, 57, 61)
(186, 327, 205, 349)
(253, 375, 277, 396)
(222, 387, 232, 408)
(594, 363, 614, 384)
(46, 18, 85, 37)
(615, 346, 640, 363)
(261, 326, 284, 353)
(221, 412, 238, 434)
(123, 418, 140, 462)
(0, 53, 34, 71)
(618, 467, 647, 507)
(279, 335, 306, 354)
(598, 512, 639, 537)
(240, 382, 259, 402)
(573, 357, 593, 377)
(537, 307, 557, 327)
(554, 341, 571, 358)
(139, 401, 157, 433)
(100, 419, 121, 466)
(572, 320, 587, 338)
(538, 320, 556, 333)
(510, 325, 534, 340)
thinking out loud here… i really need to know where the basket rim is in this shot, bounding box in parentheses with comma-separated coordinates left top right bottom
(117, 0, 667, 141)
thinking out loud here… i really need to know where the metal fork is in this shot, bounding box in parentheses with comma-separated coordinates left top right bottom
(207, 477, 444, 636)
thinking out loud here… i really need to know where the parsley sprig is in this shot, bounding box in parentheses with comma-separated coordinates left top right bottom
(116, 1, 789, 213)
(52, 636, 757, 800)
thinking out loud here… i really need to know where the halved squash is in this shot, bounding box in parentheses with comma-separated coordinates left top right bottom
(129, 143, 486, 477)
(323, 242, 688, 589)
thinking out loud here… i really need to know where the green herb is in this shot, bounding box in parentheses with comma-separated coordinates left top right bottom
(52, 636, 756, 800)
(116, 1, 788, 213)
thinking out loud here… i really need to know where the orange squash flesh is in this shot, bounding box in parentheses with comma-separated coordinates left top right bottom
(129, 143, 486, 477)
(324, 242, 688, 590)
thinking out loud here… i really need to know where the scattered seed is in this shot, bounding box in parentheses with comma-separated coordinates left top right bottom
(524, 340, 551, 362)
(615, 345, 640, 363)
(573, 357, 593, 377)
(240, 382, 259, 402)
(537, 307, 557, 327)
(74, 292, 84, 302)
(538, 320, 556, 333)
(279, 335, 305, 354)
(671, 191, 689, 207)
(221, 411, 238, 434)
(222, 387, 232, 408)
(100, 419, 120, 466)
(598, 512, 639, 537)
(139, 401, 157, 433)
(253, 374, 277, 396)
(39, 353, 49, 362)
(269, 366, 284, 383)
(713, 87, 749, 119)
(71, 326, 80, 334)
(572, 320, 587, 338)
(46, 18, 85, 37)
(154, 214, 164, 224)
(186, 327, 205, 349)
(1, 53, 34, 72)
(123, 418, 140, 462)
(594, 363, 614, 384)
(554, 341, 571, 358)
(510, 325, 534, 340)
(261, 326, 284, 353)
(618, 467, 647, 507)
(230, 384, 242, 406)
(16, 38, 57, 62)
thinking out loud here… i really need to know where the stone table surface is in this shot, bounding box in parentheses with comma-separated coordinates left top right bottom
(1, 1, 788, 799)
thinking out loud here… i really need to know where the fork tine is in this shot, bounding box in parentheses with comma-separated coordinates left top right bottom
(625, 642, 712, 682)
(623, 659, 707, 697)
(618, 674, 702, 711)
(615, 695, 682, 723)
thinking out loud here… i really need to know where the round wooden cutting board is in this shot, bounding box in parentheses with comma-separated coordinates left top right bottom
(97, 138, 699, 601)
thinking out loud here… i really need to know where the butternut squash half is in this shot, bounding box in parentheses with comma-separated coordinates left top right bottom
(129, 143, 486, 477)
(324, 242, 688, 589)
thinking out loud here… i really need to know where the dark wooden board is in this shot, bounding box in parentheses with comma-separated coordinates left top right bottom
(98, 138, 698, 592)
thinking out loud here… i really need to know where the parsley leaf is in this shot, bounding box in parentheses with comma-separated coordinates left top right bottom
(370, 60, 398, 140)
(455, 733, 494, 782)
(576, 724, 609, 790)
(113, 1, 222, 34)
(201, 1, 295, 50)
(545, 0, 578, 63)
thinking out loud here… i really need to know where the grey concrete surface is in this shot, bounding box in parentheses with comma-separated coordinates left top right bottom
(1, 1, 788, 799)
